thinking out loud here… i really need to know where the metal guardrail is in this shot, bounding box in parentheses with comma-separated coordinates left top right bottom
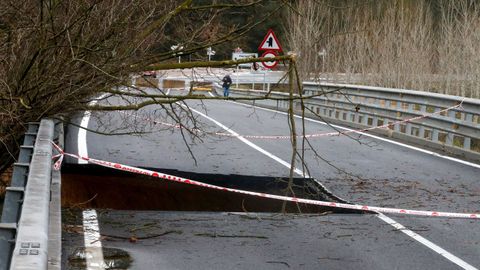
(161, 71, 284, 92)
(216, 82, 480, 162)
(0, 119, 59, 270)
(0, 122, 39, 269)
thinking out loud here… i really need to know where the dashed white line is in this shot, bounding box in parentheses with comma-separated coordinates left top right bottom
(82, 209, 106, 270)
(188, 104, 477, 270)
(189, 106, 307, 177)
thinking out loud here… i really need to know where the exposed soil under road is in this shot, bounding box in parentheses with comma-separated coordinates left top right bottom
(61, 164, 359, 214)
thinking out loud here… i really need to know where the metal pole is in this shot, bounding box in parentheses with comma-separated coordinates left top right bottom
(322, 49, 326, 73)
(236, 65, 239, 88)
(263, 72, 266, 91)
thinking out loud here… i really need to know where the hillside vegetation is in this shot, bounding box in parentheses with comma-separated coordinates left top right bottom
(285, 0, 480, 98)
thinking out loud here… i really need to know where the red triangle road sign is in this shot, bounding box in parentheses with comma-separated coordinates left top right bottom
(258, 29, 283, 52)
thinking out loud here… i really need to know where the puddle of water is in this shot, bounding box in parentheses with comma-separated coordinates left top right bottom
(68, 247, 132, 270)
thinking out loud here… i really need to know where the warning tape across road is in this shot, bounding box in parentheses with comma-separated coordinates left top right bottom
(121, 101, 463, 140)
(50, 142, 478, 219)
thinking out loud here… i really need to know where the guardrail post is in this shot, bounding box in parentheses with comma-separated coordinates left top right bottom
(372, 116, 378, 127)
(185, 80, 190, 91)
(446, 110, 457, 146)
(464, 137, 472, 150)
(159, 78, 163, 90)
(385, 100, 391, 108)
(0, 223, 16, 270)
(465, 113, 473, 123)
(446, 133, 454, 146)
(394, 113, 401, 132)
(418, 126, 425, 139)
(362, 113, 369, 126)
(431, 129, 440, 143)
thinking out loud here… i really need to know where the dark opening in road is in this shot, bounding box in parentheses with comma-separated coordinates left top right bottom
(61, 164, 360, 214)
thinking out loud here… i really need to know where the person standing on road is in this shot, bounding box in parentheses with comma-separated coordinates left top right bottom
(222, 74, 232, 97)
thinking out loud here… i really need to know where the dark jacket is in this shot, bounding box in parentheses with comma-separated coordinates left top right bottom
(222, 75, 232, 88)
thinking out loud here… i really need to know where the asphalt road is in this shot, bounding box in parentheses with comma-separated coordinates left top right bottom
(63, 87, 480, 269)
(62, 211, 472, 270)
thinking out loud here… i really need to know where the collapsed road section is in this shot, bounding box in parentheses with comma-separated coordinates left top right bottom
(61, 164, 357, 214)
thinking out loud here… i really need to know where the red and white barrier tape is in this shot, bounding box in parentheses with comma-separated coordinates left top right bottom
(50, 141, 478, 219)
(121, 101, 463, 140)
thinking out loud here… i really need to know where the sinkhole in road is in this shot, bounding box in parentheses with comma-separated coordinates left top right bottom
(61, 164, 359, 214)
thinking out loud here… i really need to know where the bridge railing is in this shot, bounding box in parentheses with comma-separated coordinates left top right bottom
(0, 119, 61, 270)
(0, 122, 39, 270)
(216, 82, 480, 162)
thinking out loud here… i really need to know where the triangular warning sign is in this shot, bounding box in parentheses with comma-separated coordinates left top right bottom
(258, 29, 283, 52)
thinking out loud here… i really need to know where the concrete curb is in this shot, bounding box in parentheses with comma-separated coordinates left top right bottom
(47, 121, 63, 270)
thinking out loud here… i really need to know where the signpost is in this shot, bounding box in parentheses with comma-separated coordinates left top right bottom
(258, 29, 283, 52)
(318, 48, 326, 72)
(258, 29, 282, 70)
(232, 52, 258, 68)
(170, 44, 184, 63)
(206, 47, 215, 61)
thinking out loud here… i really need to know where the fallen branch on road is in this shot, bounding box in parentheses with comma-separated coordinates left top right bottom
(101, 230, 183, 242)
(194, 233, 268, 239)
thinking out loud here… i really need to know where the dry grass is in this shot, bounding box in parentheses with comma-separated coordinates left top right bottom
(286, 0, 480, 99)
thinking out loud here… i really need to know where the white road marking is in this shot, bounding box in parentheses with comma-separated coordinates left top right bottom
(78, 112, 92, 164)
(188, 107, 307, 177)
(78, 94, 109, 164)
(378, 214, 477, 270)
(230, 101, 480, 169)
(82, 209, 106, 270)
(188, 105, 477, 270)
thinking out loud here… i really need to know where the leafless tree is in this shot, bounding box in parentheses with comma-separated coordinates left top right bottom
(285, 0, 480, 98)
(0, 0, 287, 174)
